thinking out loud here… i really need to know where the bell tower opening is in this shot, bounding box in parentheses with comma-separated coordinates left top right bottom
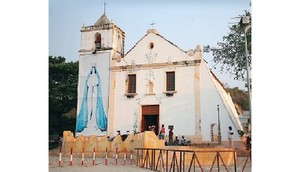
(95, 33, 102, 50)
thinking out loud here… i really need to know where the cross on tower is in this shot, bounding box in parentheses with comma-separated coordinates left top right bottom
(150, 22, 156, 29)
(104, 2, 106, 14)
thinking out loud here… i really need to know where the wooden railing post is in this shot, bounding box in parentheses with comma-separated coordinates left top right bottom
(217, 151, 220, 172)
(233, 150, 237, 172)
(166, 150, 168, 172)
(135, 148, 251, 172)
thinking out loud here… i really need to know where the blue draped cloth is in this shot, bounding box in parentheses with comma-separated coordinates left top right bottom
(76, 67, 108, 132)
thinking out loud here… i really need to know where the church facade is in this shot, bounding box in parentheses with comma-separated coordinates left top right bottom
(75, 11, 244, 144)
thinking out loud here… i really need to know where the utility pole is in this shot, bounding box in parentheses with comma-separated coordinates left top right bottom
(240, 13, 252, 133)
(217, 105, 222, 145)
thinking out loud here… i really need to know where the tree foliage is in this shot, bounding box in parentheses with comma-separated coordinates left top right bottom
(49, 56, 78, 136)
(225, 87, 249, 112)
(204, 12, 251, 80)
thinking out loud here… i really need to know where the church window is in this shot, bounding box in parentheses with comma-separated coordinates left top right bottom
(147, 80, 154, 94)
(127, 74, 136, 94)
(118, 35, 122, 52)
(166, 71, 175, 91)
(149, 42, 154, 49)
(95, 33, 101, 50)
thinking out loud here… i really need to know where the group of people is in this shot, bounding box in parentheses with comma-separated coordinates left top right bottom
(155, 124, 247, 148)
(157, 124, 187, 146)
(107, 130, 130, 141)
(172, 135, 186, 146)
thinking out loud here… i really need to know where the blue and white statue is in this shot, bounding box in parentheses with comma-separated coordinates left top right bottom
(76, 66, 107, 133)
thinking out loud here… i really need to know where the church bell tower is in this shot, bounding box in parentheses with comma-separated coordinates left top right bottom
(75, 5, 125, 137)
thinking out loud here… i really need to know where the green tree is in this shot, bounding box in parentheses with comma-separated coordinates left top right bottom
(49, 56, 78, 137)
(225, 87, 249, 112)
(204, 12, 251, 81)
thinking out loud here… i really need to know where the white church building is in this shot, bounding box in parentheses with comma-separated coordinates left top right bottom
(75, 10, 244, 144)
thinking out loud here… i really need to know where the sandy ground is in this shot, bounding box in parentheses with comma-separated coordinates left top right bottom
(49, 148, 152, 172)
(49, 164, 153, 172)
(48, 155, 153, 172)
(49, 147, 251, 172)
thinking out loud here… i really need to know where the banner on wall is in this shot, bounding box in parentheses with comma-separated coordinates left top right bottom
(75, 54, 110, 136)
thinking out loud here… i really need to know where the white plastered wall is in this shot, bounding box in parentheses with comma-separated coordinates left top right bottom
(199, 60, 243, 141)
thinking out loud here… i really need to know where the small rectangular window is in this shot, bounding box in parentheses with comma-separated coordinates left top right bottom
(95, 34, 102, 50)
(166, 71, 175, 91)
(128, 74, 136, 93)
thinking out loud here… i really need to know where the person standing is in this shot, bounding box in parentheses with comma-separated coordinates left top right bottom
(246, 134, 251, 150)
(159, 124, 165, 140)
(168, 128, 174, 145)
(228, 126, 234, 148)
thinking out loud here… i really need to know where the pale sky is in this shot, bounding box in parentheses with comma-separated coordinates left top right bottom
(49, 0, 251, 89)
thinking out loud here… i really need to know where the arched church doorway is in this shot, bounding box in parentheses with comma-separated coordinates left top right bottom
(141, 105, 159, 135)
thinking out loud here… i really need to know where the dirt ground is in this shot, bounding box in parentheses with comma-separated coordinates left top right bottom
(49, 147, 251, 172)
(49, 148, 152, 172)
(49, 163, 152, 172)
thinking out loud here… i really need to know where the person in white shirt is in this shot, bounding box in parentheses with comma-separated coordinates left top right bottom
(228, 126, 234, 148)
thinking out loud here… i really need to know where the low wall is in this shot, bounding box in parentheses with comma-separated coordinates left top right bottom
(166, 146, 236, 166)
(136, 146, 237, 168)
(62, 130, 242, 166)
(62, 131, 164, 156)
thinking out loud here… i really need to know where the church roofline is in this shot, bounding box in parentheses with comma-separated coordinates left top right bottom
(124, 29, 186, 56)
(210, 70, 225, 89)
(94, 13, 110, 26)
(124, 34, 146, 56)
(206, 63, 244, 132)
(80, 22, 125, 36)
(202, 59, 224, 87)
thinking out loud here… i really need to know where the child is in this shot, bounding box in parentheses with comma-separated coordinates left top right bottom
(159, 124, 165, 139)
(180, 136, 186, 146)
